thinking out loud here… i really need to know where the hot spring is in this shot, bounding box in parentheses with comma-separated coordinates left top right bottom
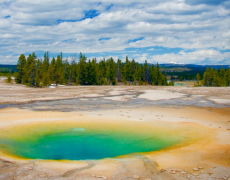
(0, 121, 189, 161)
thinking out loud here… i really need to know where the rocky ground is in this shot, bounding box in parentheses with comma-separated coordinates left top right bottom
(0, 79, 230, 180)
(0, 78, 230, 106)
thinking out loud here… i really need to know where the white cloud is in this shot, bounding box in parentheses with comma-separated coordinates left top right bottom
(0, 54, 20, 64)
(0, 0, 230, 64)
(147, 48, 155, 51)
(149, 49, 230, 65)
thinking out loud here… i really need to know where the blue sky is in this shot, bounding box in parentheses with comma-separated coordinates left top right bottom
(0, 0, 230, 65)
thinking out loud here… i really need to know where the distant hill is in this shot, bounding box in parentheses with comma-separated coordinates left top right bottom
(158, 63, 230, 81)
(0, 65, 17, 72)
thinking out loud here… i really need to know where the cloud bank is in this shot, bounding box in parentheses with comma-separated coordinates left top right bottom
(0, 0, 230, 64)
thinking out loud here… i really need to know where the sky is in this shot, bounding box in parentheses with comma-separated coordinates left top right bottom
(0, 0, 230, 65)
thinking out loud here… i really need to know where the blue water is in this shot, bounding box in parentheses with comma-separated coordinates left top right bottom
(0, 127, 182, 160)
(174, 82, 185, 86)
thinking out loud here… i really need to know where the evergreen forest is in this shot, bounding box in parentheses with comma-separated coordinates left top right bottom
(14, 52, 172, 87)
(197, 67, 230, 87)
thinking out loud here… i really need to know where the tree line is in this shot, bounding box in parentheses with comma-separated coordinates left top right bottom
(196, 66, 230, 86)
(15, 52, 172, 87)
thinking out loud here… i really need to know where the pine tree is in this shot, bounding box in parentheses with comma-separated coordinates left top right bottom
(226, 68, 230, 86)
(143, 60, 150, 84)
(131, 59, 136, 81)
(22, 54, 36, 86)
(42, 72, 51, 87)
(87, 59, 97, 85)
(203, 72, 207, 86)
(48, 57, 56, 83)
(28, 54, 36, 86)
(42, 51, 49, 73)
(196, 73, 201, 86)
(219, 66, 226, 86)
(15, 54, 26, 84)
(97, 59, 106, 85)
(213, 69, 220, 87)
(55, 55, 64, 85)
(71, 57, 78, 83)
(78, 54, 87, 85)
(124, 56, 134, 82)
(116, 59, 122, 82)
(209, 67, 214, 86)
(6, 69, 12, 83)
(156, 63, 162, 85)
(121, 61, 127, 82)
(138, 77, 143, 85)
(106, 57, 117, 84)
(35, 59, 42, 87)
(203, 67, 210, 86)
(63, 59, 70, 84)
(150, 64, 157, 85)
